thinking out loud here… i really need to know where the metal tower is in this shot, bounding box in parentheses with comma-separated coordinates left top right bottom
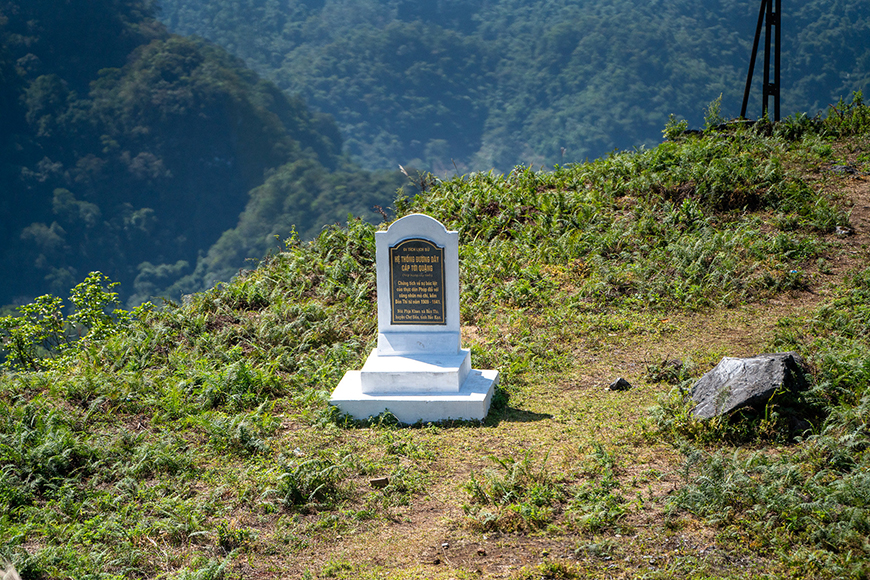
(741, 0, 782, 122)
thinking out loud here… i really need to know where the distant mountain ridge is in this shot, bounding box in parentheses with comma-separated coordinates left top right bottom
(158, 0, 870, 173)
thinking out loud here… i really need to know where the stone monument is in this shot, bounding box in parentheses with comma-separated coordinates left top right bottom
(330, 213, 499, 423)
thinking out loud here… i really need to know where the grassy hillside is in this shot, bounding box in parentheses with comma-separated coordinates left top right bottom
(1, 97, 869, 579)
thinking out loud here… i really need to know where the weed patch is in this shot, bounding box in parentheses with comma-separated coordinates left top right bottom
(567, 444, 634, 534)
(463, 451, 567, 533)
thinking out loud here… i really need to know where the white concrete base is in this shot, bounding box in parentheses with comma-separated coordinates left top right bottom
(330, 368, 499, 423)
(377, 331, 461, 355)
(360, 350, 470, 393)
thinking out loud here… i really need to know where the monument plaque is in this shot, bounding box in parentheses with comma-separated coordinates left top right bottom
(390, 238, 446, 325)
(330, 213, 498, 423)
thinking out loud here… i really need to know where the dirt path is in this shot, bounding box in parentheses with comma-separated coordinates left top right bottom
(832, 172, 870, 269)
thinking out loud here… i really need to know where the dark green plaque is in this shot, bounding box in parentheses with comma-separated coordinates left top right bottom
(389, 238, 446, 325)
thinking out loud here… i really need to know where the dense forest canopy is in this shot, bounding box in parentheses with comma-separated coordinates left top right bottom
(0, 0, 403, 308)
(158, 0, 870, 172)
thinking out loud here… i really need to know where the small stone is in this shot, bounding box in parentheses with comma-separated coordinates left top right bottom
(699, 544, 715, 555)
(832, 164, 858, 175)
(370, 477, 389, 488)
(441, 542, 450, 549)
(477, 548, 486, 556)
(835, 226, 854, 237)
(608, 377, 633, 391)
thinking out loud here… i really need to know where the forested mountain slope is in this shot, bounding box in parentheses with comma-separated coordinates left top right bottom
(159, 0, 870, 172)
(0, 0, 403, 307)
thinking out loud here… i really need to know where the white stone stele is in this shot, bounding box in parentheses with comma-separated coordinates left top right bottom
(330, 213, 498, 423)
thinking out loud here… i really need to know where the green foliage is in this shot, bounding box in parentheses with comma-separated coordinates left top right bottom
(202, 406, 279, 457)
(127, 433, 195, 479)
(215, 520, 255, 553)
(277, 455, 352, 510)
(379, 428, 435, 462)
(663, 114, 689, 141)
(68, 272, 127, 343)
(400, 117, 845, 312)
(644, 356, 696, 385)
(0, 294, 66, 371)
(0, 272, 142, 371)
(661, 269, 870, 578)
(515, 560, 582, 580)
(159, 0, 870, 172)
(462, 451, 566, 532)
(462, 446, 635, 535)
(567, 444, 632, 533)
(173, 556, 233, 580)
(703, 94, 725, 131)
(670, 440, 870, 579)
(319, 559, 354, 578)
(0, 2, 400, 307)
(821, 91, 870, 137)
(0, 399, 98, 499)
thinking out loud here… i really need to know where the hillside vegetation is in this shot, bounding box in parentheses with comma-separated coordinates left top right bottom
(159, 0, 870, 172)
(0, 0, 403, 308)
(1, 98, 869, 579)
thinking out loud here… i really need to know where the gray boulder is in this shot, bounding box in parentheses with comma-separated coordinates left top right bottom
(690, 352, 808, 419)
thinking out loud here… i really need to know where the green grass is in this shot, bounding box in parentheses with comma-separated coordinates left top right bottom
(653, 266, 870, 580)
(1, 95, 868, 579)
(462, 450, 568, 533)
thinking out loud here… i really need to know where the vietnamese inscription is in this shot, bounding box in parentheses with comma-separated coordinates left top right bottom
(390, 238, 446, 325)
